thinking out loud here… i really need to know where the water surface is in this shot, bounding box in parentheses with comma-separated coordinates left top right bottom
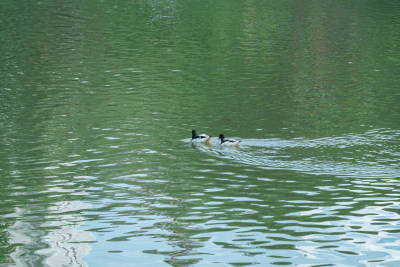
(1, 0, 400, 266)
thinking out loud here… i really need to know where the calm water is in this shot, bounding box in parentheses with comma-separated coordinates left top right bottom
(1, 1, 400, 266)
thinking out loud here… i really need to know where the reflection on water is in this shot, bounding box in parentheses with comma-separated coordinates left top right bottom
(6, 202, 94, 267)
(37, 201, 94, 267)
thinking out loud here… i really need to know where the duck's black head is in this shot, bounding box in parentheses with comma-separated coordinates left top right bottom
(218, 134, 225, 140)
(192, 129, 198, 138)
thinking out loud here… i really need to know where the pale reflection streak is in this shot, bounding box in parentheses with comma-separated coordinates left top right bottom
(7, 208, 33, 267)
(7, 201, 94, 267)
(37, 201, 95, 267)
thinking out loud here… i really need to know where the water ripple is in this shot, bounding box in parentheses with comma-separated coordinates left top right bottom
(187, 129, 400, 178)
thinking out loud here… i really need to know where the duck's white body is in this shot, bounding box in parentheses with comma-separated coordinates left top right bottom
(218, 134, 241, 146)
(191, 130, 212, 143)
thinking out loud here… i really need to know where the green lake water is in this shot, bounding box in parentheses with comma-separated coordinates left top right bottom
(1, 1, 400, 266)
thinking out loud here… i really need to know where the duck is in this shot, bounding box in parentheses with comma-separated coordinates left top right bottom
(218, 134, 241, 146)
(191, 129, 212, 142)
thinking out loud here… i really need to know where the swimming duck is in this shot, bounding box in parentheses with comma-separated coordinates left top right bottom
(218, 134, 241, 146)
(191, 129, 212, 142)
